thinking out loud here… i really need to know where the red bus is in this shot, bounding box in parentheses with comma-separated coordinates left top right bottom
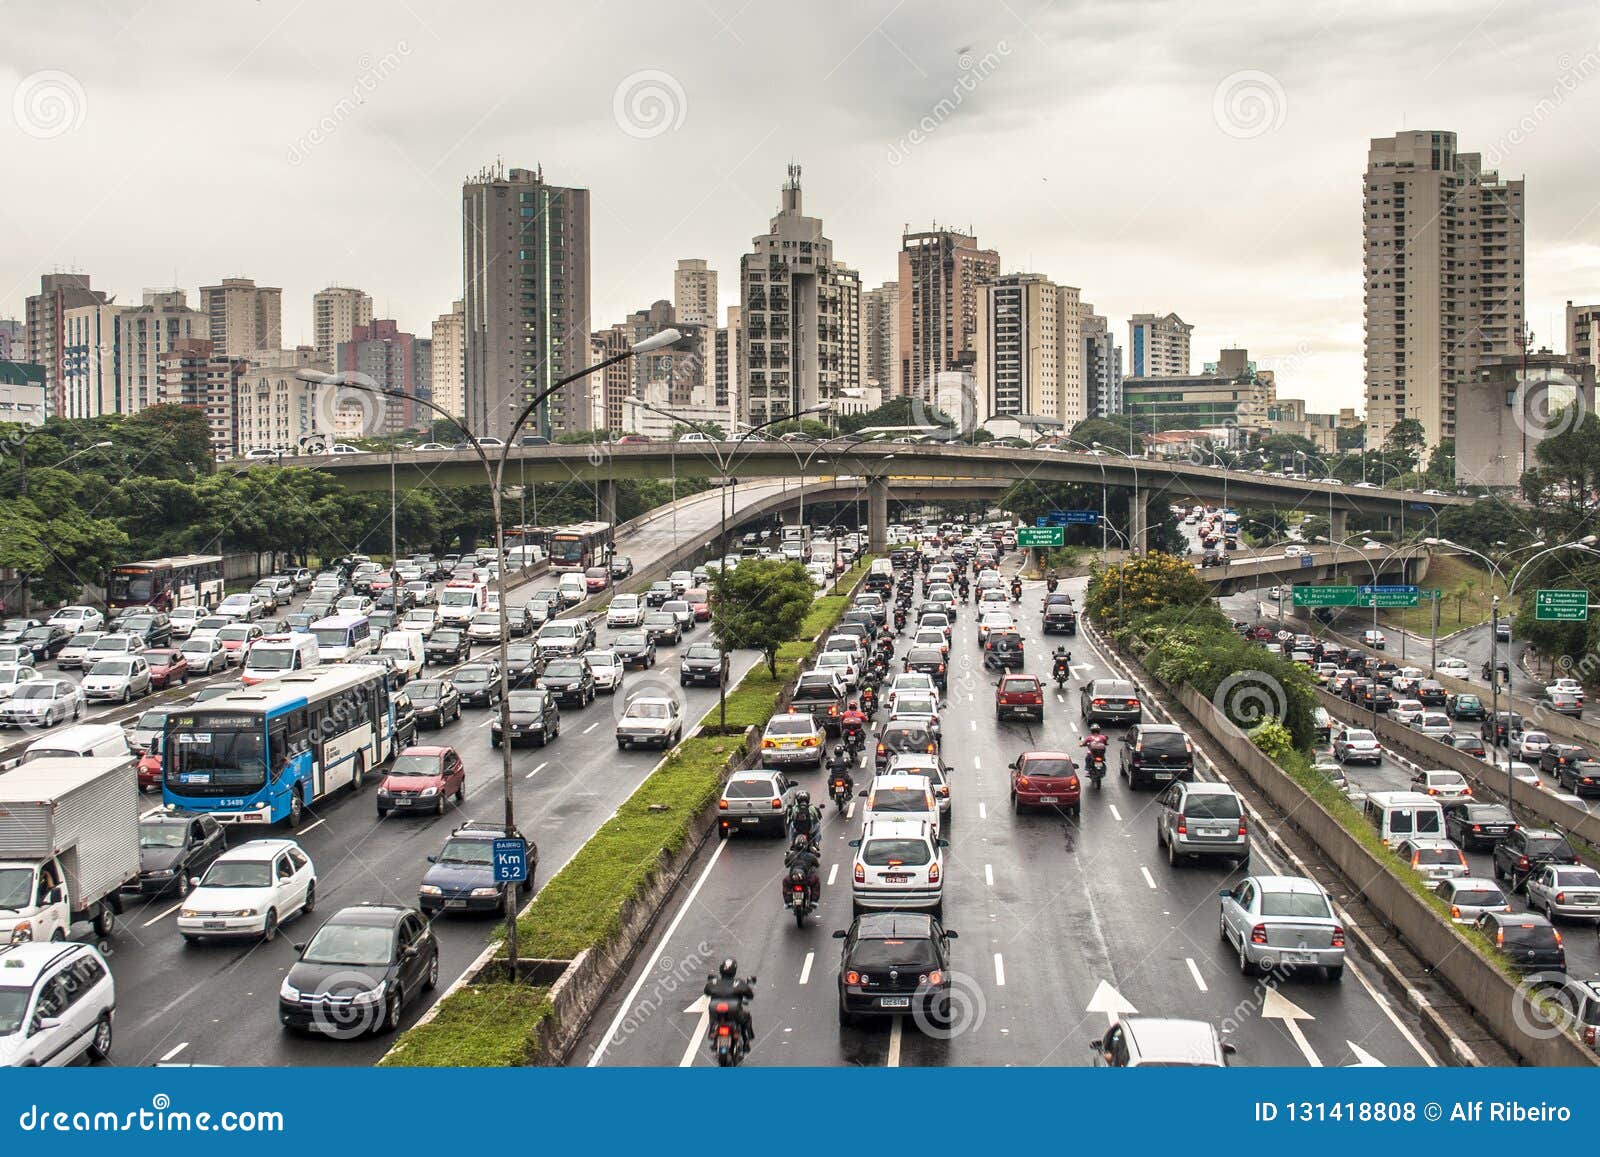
(106, 555, 225, 611)
(548, 522, 613, 572)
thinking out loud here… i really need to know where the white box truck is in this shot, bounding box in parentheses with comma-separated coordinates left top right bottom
(0, 757, 141, 944)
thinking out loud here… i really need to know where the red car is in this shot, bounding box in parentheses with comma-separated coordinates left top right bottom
(685, 588, 711, 622)
(143, 647, 190, 689)
(376, 745, 466, 817)
(995, 673, 1044, 722)
(137, 750, 162, 792)
(584, 566, 612, 593)
(1009, 750, 1081, 816)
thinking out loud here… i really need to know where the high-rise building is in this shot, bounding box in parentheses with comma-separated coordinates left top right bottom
(714, 305, 740, 411)
(461, 164, 592, 440)
(1363, 130, 1525, 447)
(200, 278, 282, 359)
(312, 286, 373, 365)
(1127, 312, 1192, 378)
(737, 166, 860, 426)
(235, 347, 329, 456)
(61, 302, 127, 418)
(26, 273, 109, 416)
(973, 274, 1085, 425)
(673, 259, 718, 328)
(590, 323, 632, 434)
(861, 282, 900, 393)
(1080, 307, 1123, 419)
(0, 319, 24, 363)
(117, 290, 209, 415)
(625, 300, 708, 409)
(158, 338, 247, 458)
(897, 229, 999, 399)
(1456, 351, 1595, 487)
(430, 300, 466, 422)
(335, 320, 431, 435)
(1566, 300, 1599, 378)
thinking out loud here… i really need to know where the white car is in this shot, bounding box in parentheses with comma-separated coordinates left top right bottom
(1362, 629, 1386, 650)
(404, 581, 437, 607)
(0, 679, 86, 728)
(1436, 657, 1470, 679)
(0, 941, 115, 1067)
(337, 596, 376, 616)
(1413, 711, 1452, 741)
(1391, 698, 1426, 725)
(54, 632, 105, 671)
(178, 635, 228, 675)
(1549, 677, 1584, 696)
(216, 593, 263, 621)
(607, 594, 646, 628)
(47, 605, 104, 636)
(887, 691, 941, 734)
(1517, 730, 1552, 760)
(861, 773, 942, 837)
(812, 650, 859, 691)
(87, 634, 146, 664)
(615, 695, 684, 750)
(177, 839, 316, 943)
(82, 656, 153, 703)
(1412, 768, 1472, 802)
(850, 817, 946, 915)
(977, 611, 1016, 641)
(1332, 727, 1382, 764)
(885, 672, 939, 712)
(0, 664, 42, 700)
(402, 608, 439, 638)
(467, 611, 503, 643)
(168, 606, 207, 639)
(1282, 544, 1307, 558)
(587, 650, 624, 692)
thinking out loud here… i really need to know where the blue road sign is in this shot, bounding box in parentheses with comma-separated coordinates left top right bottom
(492, 837, 529, 884)
(1410, 502, 1431, 512)
(1066, 510, 1099, 524)
(1359, 584, 1417, 595)
(1299, 554, 1313, 569)
(1035, 516, 1049, 528)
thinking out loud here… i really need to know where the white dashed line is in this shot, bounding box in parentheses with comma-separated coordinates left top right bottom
(524, 761, 548, 780)
(143, 901, 182, 927)
(984, 863, 994, 887)
(846, 801, 855, 819)
(1186, 957, 1208, 992)
(887, 1016, 903, 1066)
(159, 1042, 189, 1062)
(582, 722, 598, 734)
(970, 720, 977, 732)
(1140, 866, 1157, 889)
(1108, 804, 1123, 823)
(973, 755, 981, 770)
(827, 863, 839, 886)
(799, 951, 814, 985)
(979, 802, 987, 820)
(994, 953, 1006, 986)
(298, 818, 326, 835)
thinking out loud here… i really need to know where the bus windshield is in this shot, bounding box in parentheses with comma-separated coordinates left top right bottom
(312, 627, 351, 648)
(166, 722, 270, 795)
(108, 570, 160, 603)
(552, 539, 584, 562)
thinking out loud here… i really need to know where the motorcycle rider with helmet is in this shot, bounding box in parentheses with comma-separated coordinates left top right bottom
(783, 834, 823, 905)
(1080, 722, 1109, 771)
(704, 959, 755, 1049)
(1052, 645, 1073, 684)
(787, 790, 823, 849)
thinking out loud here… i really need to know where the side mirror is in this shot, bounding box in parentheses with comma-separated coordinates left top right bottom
(1221, 1042, 1238, 1056)
(847, 839, 861, 849)
(291, 943, 307, 953)
(1089, 1038, 1103, 1051)
(832, 929, 847, 939)
(937, 838, 950, 848)
(944, 929, 958, 939)
(188, 876, 200, 888)
(34, 1016, 62, 1033)
(426, 855, 437, 863)
(1218, 888, 1233, 899)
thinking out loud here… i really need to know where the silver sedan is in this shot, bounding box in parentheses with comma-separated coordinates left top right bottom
(1219, 875, 1345, 981)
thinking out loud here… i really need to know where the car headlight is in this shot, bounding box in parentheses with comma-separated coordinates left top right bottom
(279, 979, 301, 1000)
(148, 869, 175, 878)
(419, 786, 438, 797)
(350, 981, 386, 1004)
(418, 884, 443, 896)
(233, 908, 258, 918)
(469, 886, 500, 898)
(9, 922, 33, 944)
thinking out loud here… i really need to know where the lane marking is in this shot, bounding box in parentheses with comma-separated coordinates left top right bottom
(970, 720, 977, 732)
(524, 761, 549, 780)
(973, 755, 981, 770)
(799, 951, 814, 985)
(588, 839, 729, 1066)
(1068, 720, 1079, 733)
(886, 1015, 903, 1067)
(978, 802, 987, 820)
(827, 863, 839, 887)
(846, 801, 855, 819)
(159, 1042, 189, 1062)
(1185, 957, 1208, 992)
(298, 818, 327, 835)
(143, 901, 182, 927)
(1108, 804, 1123, 823)
(1139, 866, 1157, 889)
(994, 953, 1006, 986)
(582, 722, 599, 734)
(984, 863, 994, 887)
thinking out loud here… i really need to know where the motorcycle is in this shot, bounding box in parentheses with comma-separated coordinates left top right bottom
(842, 725, 865, 756)
(893, 609, 907, 632)
(708, 992, 753, 1067)
(784, 866, 817, 927)
(1084, 750, 1107, 788)
(1052, 659, 1071, 689)
(860, 686, 878, 716)
(829, 774, 853, 814)
(1010, 582, 1023, 604)
(1046, 577, 1059, 593)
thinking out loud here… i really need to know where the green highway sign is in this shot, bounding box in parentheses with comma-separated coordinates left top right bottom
(1293, 586, 1360, 607)
(1535, 589, 1590, 622)
(1017, 526, 1064, 548)
(1360, 591, 1419, 608)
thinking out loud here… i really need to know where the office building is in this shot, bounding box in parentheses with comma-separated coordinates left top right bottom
(1364, 130, 1525, 447)
(334, 319, 431, 435)
(430, 300, 466, 422)
(1127, 312, 1192, 378)
(461, 163, 592, 439)
(312, 287, 374, 365)
(714, 305, 740, 411)
(1567, 301, 1599, 377)
(235, 348, 329, 456)
(200, 277, 282, 359)
(1456, 350, 1595, 487)
(1081, 306, 1123, 419)
(158, 338, 247, 458)
(1123, 348, 1277, 433)
(897, 228, 999, 398)
(972, 273, 1084, 426)
(624, 300, 707, 411)
(0, 362, 46, 426)
(0, 319, 23, 363)
(60, 302, 126, 418)
(26, 273, 110, 416)
(117, 290, 209, 415)
(673, 259, 718, 328)
(590, 323, 632, 434)
(737, 165, 860, 426)
(861, 282, 901, 393)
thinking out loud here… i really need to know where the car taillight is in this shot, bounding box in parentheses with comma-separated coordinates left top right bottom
(770, 798, 783, 809)
(925, 743, 936, 754)
(1472, 823, 1481, 832)
(937, 664, 945, 673)
(828, 704, 838, 716)
(1176, 814, 1187, 835)
(1557, 892, 1567, 904)
(1450, 905, 1462, 919)
(1331, 926, 1345, 948)
(802, 736, 820, 747)
(1495, 929, 1506, 947)
(1092, 698, 1105, 707)
(854, 863, 865, 883)
(928, 861, 940, 883)
(1554, 929, 1565, 946)
(845, 970, 861, 985)
(1250, 924, 1268, 945)
(762, 738, 776, 748)
(1238, 816, 1248, 836)
(876, 743, 886, 756)
(1519, 856, 1530, 869)
(1067, 776, 1079, 789)
(718, 799, 728, 810)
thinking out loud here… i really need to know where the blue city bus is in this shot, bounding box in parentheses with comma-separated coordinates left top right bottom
(162, 666, 397, 827)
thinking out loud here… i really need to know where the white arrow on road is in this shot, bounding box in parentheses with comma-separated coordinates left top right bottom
(1261, 988, 1321, 1067)
(1085, 979, 1138, 1026)
(678, 994, 709, 1068)
(1069, 663, 1089, 678)
(1344, 1040, 1385, 1067)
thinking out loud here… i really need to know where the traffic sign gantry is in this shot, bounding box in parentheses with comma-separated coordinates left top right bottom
(1535, 589, 1590, 622)
(1293, 586, 1360, 607)
(1017, 526, 1064, 548)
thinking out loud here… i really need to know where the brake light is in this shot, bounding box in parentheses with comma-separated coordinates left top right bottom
(1519, 856, 1530, 869)
(845, 971, 861, 985)
(762, 738, 776, 749)
(802, 736, 820, 747)
(1495, 929, 1505, 948)
(928, 861, 940, 883)
(1250, 924, 1268, 945)
(1557, 892, 1567, 904)
(1554, 929, 1565, 946)
(1067, 776, 1079, 789)
(771, 798, 783, 809)
(1238, 816, 1248, 836)
(854, 863, 865, 883)
(1176, 814, 1187, 836)
(876, 743, 886, 757)
(1450, 905, 1461, 919)
(1472, 823, 1481, 832)
(828, 704, 838, 716)
(718, 799, 728, 810)
(716, 1024, 731, 1037)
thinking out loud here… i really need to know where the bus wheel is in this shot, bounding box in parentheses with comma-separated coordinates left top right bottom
(352, 754, 366, 790)
(289, 792, 304, 828)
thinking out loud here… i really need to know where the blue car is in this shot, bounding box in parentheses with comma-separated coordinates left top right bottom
(418, 821, 538, 914)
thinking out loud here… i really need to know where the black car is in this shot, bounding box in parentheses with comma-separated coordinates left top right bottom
(874, 720, 939, 771)
(1200, 548, 1227, 568)
(982, 630, 1025, 671)
(791, 672, 847, 735)
(1358, 682, 1394, 713)
(679, 644, 729, 688)
(504, 642, 543, 688)
(644, 581, 675, 608)
(1121, 723, 1195, 789)
(491, 689, 561, 748)
(1443, 801, 1516, 851)
(279, 905, 440, 1035)
(425, 628, 471, 666)
(452, 662, 502, 707)
(392, 687, 418, 749)
(1042, 594, 1077, 635)
(1549, 753, 1600, 797)
(903, 646, 948, 690)
(537, 658, 596, 707)
(1476, 911, 1566, 973)
(1345, 678, 1373, 705)
(375, 587, 416, 612)
(408, 678, 461, 728)
(135, 811, 226, 896)
(118, 613, 172, 648)
(1080, 679, 1142, 726)
(613, 631, 657, 669)
(642, 612, 682, 645)
(1448, 732, 1488, 759)
(610, 554, 634, 579)
(1493, 827, 1579, 891)
(835, 912, 958, 1027)
(1446, 692, 1486, 721)
(1481, 712, 1524, 746)
(0, 617, 43, 644)
(1540, 743, 1596, 777)
(1416, 679, 1447, 707)
(19, 624, 71, 661)
(419, 820, 538, 915)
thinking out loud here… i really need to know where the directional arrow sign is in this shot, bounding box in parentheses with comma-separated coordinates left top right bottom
(679, 994, 710, 1068)
(1085, 979, 1138, 1026)
(1018, 526, 1064, 548)
(1535, 589, 1589, 622)
(1261, 988, 1321, 1067)
(1345, 1040, 1385, 1067)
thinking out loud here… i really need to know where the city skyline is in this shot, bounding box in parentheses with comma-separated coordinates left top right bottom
(3, 1, 1597, 415)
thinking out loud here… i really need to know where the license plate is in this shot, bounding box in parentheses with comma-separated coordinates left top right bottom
(395, 798, 412, 806)
(740, 816, 760, 825)
(1200, 827, 1228, 837)
(1153, 772, 1173, 780)
(879, 997, 910, 1009)
(1283, 951, 1317, 964)
(883, 873, 910, 883)
(445, 899, 468, 909)
(1038, 796, 1058, 804)
(203, 921, 225, 929)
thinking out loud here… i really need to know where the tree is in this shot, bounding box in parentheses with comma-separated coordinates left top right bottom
(1084, 551, 1211, 630)
(1451, 577, 1476, 625)
(838, 396, 916, 434)
(1422, 438, 1455, 488)
(1336, 424, 1366, 451)
(1069, 415, 1145, 455)
(672, 420, 727, 441)
(1256, 433, 1317, 466)
(1522, 412, 1600, 543)
(431, 417, 465, 444)
(763, 418, 832, 441)
(709, 558, 814, 682)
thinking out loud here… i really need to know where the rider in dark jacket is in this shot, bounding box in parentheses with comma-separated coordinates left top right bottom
(704, 959, 755, 1047)
(783, 836, 822, 903)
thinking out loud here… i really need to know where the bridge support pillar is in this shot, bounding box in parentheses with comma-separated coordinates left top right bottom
(1129, 485, 1148, 555)
(1328, 507, 1347, 542)
(867, 476, 889, 555)
(597, 479, 618, 527)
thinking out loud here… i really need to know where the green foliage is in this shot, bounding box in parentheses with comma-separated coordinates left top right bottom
(1248, 719, 1296, 762)
(710, 558, 816, 677)
(1084, 551, 1212, 631)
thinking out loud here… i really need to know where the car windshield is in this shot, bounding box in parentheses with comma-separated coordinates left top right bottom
(588, 652, 617, 668)
(219, 627, 254, 642)
(851, 937, 938, 970)
(627, 702, 671, 720)
(91, 637, 128, 652)
(616, 633, 646, 648)
(139, 819, 189, 849)
(11, 685, 58, 701)
(437, 838, 494, 866)
(89, 660, 134, 676)
(199, 860, 272, 888)
(686, 646, 720, 660)
(863, 838, 931, 867)
(1414, 847, 1460, 865)
(1258, 890, 1332, 919)
(1554, 869, 1600, 887)
(390, 754, 443, 777)
(883, 727, 931, 749)
(544, 661, 582, 678)
(248, 648, 297, 669)
(725, 778, 778, 799)
(301, 923, 394, 968)
(871, 787, 930, 813)
(509, 692, 545, 711)
(456, 666, 493, 684)
(767, 717, 814, 735)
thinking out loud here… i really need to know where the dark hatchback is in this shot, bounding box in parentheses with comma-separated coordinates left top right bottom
(1443, 801, 1516, 851)
(1358, 682, 1395, 713)
(1041, 594, 1077, 635)
(1481, 712, 1524, 745)
(1449, 732, 1488, 759)
(135, 811, 225, 896)
(613, 632, 657, 669)
(1416, 679, 1447, 707)
(504, 642, 543, 688)
(425, 628, 471, 665)
(20, 625, 71, 662)
(1121, 723, 1195, 789)
(491, 689, 561, 747)
(874, 720, 940, 771)
(1476, 911, 1566, 973)
(1494, 827, 1579, 891)
(537, 658, 595, 707)
(679, 643, 730, 688)
(1446, 692, 1485, 721)
(982, 630, 1026, 671)
(279, 905, 440, 1034)
(452, 663, 502, 707)
(835, 911, 958, 1027)
(903, 646, 948, 690)
(408, 678, 461, 728)
(419, 821, 538, 915)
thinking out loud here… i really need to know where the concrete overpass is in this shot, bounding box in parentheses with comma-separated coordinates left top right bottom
(1193, 542, 1432, 595)
(244, 441, 1470, 553)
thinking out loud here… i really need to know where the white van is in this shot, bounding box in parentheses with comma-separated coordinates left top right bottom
(556, 573, 587, 608)
(309, 613, 374, 662)
(23, 723, 134, 765)
(375, 629, 426, 684)
(241, 633, 320, 685)
(438, 581, 488, 627)
(1362, 790, 1446, 849)
(506, 546, 544, 570)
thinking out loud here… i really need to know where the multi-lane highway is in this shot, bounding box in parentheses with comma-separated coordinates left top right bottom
(579, 564, 1443, 1069)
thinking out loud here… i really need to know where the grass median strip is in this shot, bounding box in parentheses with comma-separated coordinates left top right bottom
(379, 983, 551, 1068)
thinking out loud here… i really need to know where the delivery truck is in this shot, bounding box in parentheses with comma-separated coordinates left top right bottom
(0, 757, 141, 944)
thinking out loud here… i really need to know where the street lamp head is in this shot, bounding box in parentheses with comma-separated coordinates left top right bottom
(1582, 535, 1599, 547)
(630, 328, 682, 355)
(92, 441, 114, 449)
(293, 368, 332, 385)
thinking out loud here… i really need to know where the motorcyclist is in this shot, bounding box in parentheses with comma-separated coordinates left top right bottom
(704, 959, 755, 1048)
(840, 701, 868, 743)
(784, 834, 823, 904)
(958, 575, 970, 600)
(1052, 646, 1073, 681)
(787, 790, 822, 849)
(860, 683, 878, 716)
(1046, 569, 1059, 593)
(1010, 576, 1023, 602)
(827, 753, 855, 803)
(1080, 723, 1109, 765)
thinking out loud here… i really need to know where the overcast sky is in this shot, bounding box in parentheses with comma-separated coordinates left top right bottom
(3, 0, 1596, 413)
